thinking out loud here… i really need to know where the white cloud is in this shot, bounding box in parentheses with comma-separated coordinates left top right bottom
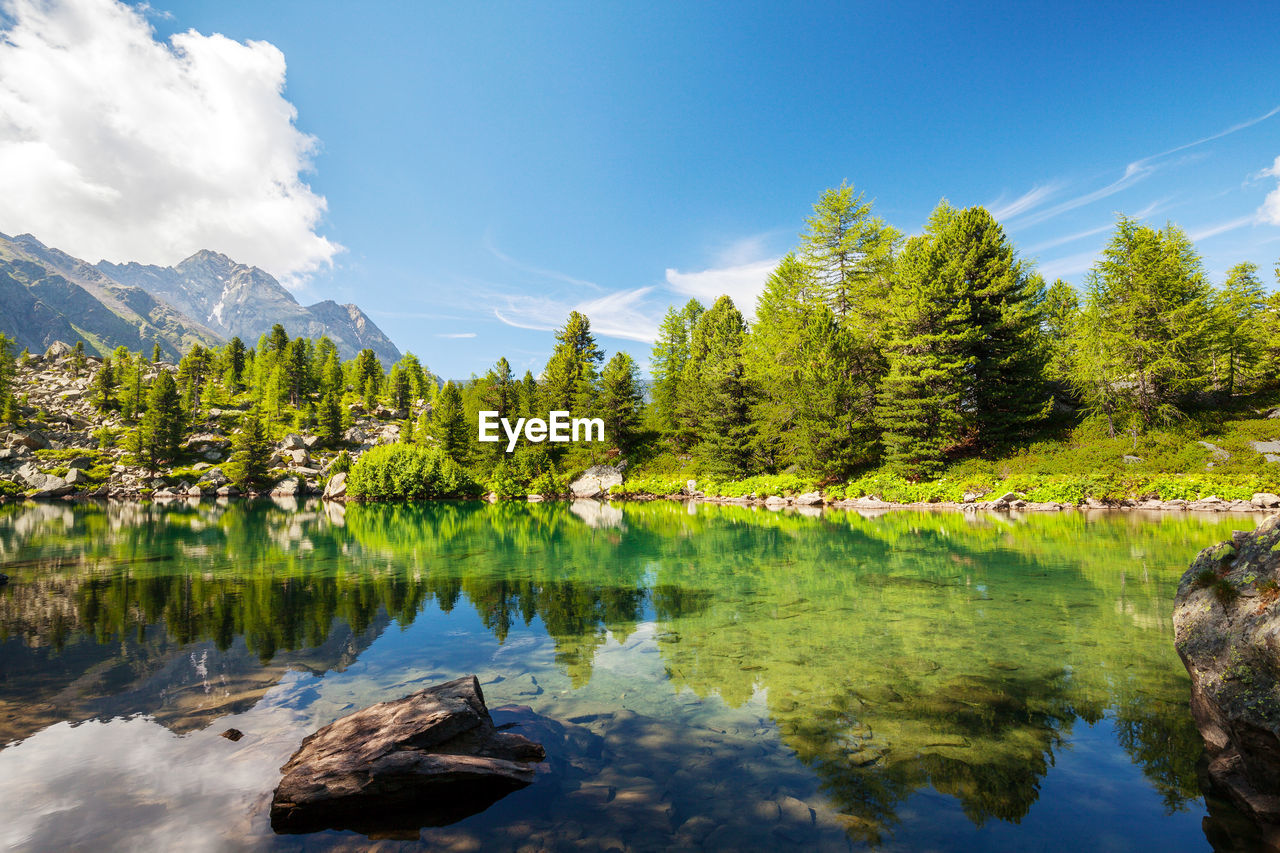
(987, 181, 1065, 220)
(494, 286, 662, 343)
(1039, 248, 1102, 280)
(664, 257, 779, 314)
(1189, 215, 1254, 242)
(0, 0, 339, 283)
(1260, 155, 1280, 225)
(435, 332, 477, 339)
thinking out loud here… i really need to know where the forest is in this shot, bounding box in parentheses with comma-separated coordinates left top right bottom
(1, 184, 1278, 503)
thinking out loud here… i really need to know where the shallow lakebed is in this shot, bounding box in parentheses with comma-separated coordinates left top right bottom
(0, 499, 1267, 851)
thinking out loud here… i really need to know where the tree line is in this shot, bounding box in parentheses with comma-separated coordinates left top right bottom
(2, 182, 1278, 492)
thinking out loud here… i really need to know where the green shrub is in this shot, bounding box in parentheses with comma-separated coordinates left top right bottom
(347, 445, 479, 500)
(0, 479, 20, 498)
(612, 476, 686, 497)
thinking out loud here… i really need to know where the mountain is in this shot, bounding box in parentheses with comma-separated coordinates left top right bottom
(0, 233, 225, 361)
(0, 233, 402, 365)
(99, 250, 401, 364)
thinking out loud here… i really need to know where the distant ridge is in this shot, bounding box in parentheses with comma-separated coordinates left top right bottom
(0, 233, 401, 364)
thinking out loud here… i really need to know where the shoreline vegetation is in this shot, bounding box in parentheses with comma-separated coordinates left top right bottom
(0, 184, 1278, 508)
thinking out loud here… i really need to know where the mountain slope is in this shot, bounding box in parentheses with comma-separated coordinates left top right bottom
(0, 235, 224, 359)
(0, 233, 402, 365)
(99, 250, 401, 363)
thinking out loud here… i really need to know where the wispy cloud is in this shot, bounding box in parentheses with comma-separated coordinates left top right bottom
(987, 181, 1066, 220)
(435, 332, 477, 339)
(485, 235, 602, 292)
(1259, 155, 1280, 226)
(1026, 201, 1164, 254)
(493, 286, 662, 343)
(1039, 248, 1102, 280)
(1189, 215, 1254, 242)
(1003, 105, 1280, 229)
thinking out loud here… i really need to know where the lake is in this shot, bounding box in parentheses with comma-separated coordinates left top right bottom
(0, 499, 1264, 851)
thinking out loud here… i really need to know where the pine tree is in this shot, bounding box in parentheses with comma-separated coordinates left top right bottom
(136, 371, 183, 473)
(1212, 262, 1266, 397)
(319, 391, 343, 447)
(1041, 279, 1080, 395)
(152, 340, 162, 363)
(745, 254, 815, 469)
(430, 381, 470, 462)
(267, 324, 289, 355)
(283, 338, 312, 406)
(798, 181, 900, 328)
(90, 356, 117, 412)
(877, 205, 978, 479)
(224, 336, 247, 393)
(0, 333, 15, 424)
(540, 311, 602, 413)
(649, 299, 704, 438)
(1072, 216, 1213, 430)
(227, 408, 273, 490)
(71, 341, 86, 378)
(599, 351, 645, 453)
(684, 296, 754, 477)
(177, 344, 213, 416)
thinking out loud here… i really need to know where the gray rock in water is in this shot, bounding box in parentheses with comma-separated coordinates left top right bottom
(270, 674, 545, 835)
(1173, 517, 1280, 838)
(569, 464, 624, 498)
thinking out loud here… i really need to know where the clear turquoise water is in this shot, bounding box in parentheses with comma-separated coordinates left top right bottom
(0, 499, 1261, 851)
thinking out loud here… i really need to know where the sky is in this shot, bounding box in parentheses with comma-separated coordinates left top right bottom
(0, 0, 1278, 379)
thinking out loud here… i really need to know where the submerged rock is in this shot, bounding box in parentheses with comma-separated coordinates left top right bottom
(1173, 516, 1280, 842)
(270, 674, 545, 835)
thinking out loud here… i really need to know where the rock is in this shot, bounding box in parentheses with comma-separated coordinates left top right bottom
(994, 491, 1020, 504)
(281, 433, 305, 450)
(302, 435, 320, 449)
(9, 429, 50, 451)
(1199, 440, 1232, 462)
(200, 467, 229, 488)
(43, 341, 73, 360)
(962, 491, 981, 504)
(64, 468, 90, 486)
(272, 477, 299, 497)
(286, 448, 310, 467)
(1251, 440, 1280, 464)
(793, 491, 823, 506)
(323, 471, 347, 500)
(187, 485, 202, 497)
(216, 484, 240, 497)
(270, 675, 545, 835)
(66, 456, 92, 470)
(1173, 517, 1280, 833)
(1253, 493, 1280, 509)
(686, 479, 698, 496)
(1123, 455, 1143, 464)
(763, 495, 787, 507)
(343, 427, 366, 444)
(569, 464, 624, 498)
(220, 728, 244, 742)
(1268, 408, 1280, 420)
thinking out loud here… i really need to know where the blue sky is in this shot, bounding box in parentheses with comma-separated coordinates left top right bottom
(1, 1, 1278, 379)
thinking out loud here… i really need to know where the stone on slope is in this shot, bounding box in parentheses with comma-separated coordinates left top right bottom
(322, 471, 347, 500)
(270, 675, 545, 835)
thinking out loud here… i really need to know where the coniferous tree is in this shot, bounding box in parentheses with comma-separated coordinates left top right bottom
(1212, 262, 1267, 397)
(267, 324, 289, 355)
(224, 336, 247, 393)
(0, 333, 15, 424)
(649, 299, 704, 438)
(71, 341, 86, 378)
(1071, 217, 1213, 430)
(744, 256, 811, 469)
(177, 344, 214, 416)
(599, 351, 645, 454)
(540, 311, 602, 413)
(90, 356, 117, 412)
(152, 340, 162, 363)
(227, 408, 273, 489)
(683, 296, 754, 477)
(137, 371, 183, 473)
(1041, 279, 1080, 396)
(319, 391, 343, 447)
(798, 181, 900, 328)
(283, 338, 311, 406)
(430, 381, 470, 462)
(877, 204, 978, 479)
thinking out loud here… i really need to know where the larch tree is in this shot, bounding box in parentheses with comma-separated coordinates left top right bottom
(598, 351, 645, 453)
(1212, 262, 1267, 397)
(649, 299, 703, 444)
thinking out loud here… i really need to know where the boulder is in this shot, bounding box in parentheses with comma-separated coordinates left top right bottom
(569, 465, 624, 498)
(323, 472, 347, 500)
(281, 433, 305, 450)
(66, 456, 92, 470)
(270, 675, 545, 835)
(187, 485, 202, 497)
(1251, 440, 1280, 464)
(200, 467, 229, 488)
(272, 477, 300, 497)
(9, 430, 50, 451)
(216, 484, 240, 497)
(1253, 493, 1280, 509)
(1122, 455, 1143, 465)
(43, 341, 73, 360)
(64, 468, 90, 486)
(1173, 517, 1280, 837)
(793, 491, 823, 506)
(1199, 440, 1232, 462)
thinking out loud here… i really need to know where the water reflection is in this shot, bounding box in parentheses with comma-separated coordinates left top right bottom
(0, 499, 1258, 849)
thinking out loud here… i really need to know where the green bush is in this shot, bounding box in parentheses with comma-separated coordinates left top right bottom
(0, 479, 20, 498)
(347, 445, 479, 500)
(612, 476, 686, 497)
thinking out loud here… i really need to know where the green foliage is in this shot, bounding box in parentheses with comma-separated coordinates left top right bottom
(429, 381, 470, 462)
(135, 371, 183, 473)
(702, 473, 815, 498)
(610, 476, 687, 497)
(226, 408, 273, 489)
(347, 444, 480, 500)
(598, 351, 644, 453)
